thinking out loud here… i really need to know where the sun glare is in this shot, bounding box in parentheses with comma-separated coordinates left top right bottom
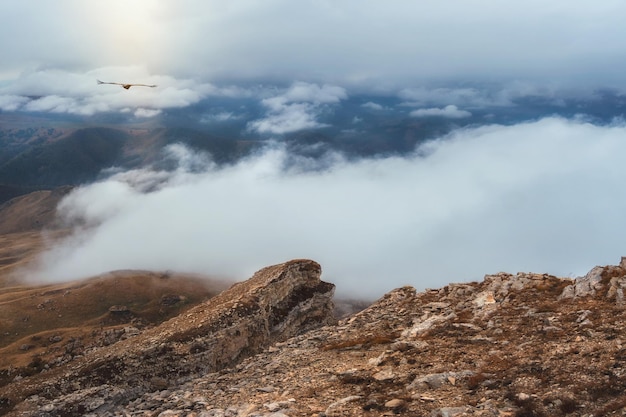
(87, 1, 168, 67)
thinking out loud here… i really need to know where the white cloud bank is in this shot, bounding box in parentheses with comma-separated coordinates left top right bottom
(22, 117, 626, 298)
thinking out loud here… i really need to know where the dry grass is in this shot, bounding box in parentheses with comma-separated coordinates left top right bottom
(0, 271, 230, 368)
(0, 231, 69, 285)
(594, 396, 626, 416)
(0, 229, 233, 369)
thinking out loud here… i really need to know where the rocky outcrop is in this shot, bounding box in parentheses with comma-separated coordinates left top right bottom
(2, 259, 335, 416)
(560, 258, 626, 304)
(4, 259, 626, 417)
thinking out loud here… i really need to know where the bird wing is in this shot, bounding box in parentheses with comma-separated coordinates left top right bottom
(97, 80, 124, 86)
(97, 80, 157, 88)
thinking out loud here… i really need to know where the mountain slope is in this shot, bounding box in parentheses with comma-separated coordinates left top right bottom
(1, 258, 626, 416)
(1, 259, 335, 416)
(0, 270, 230, 370)
(0, 127, 129, 188)
(0, 126, 260, 204)
(0, 186, 72, 234)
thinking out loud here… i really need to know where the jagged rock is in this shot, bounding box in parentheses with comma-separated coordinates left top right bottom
(401, 312, 457, 338)
(2, 259, 335, 416)
(560, 262, 626, 301)
(560, 266, 604, 298)
(473, 291, 497, 307)
(4, 258, 626, 416)
(408, 371, 474, 391)
(372, 368, 395, 381)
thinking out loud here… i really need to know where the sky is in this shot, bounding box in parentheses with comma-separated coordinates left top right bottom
(1, 0, 626, 115)
(3, 1, 626, 297)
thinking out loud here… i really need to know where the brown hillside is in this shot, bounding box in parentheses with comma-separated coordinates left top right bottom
(0, 187, 72, 234)
(0, 198, 235, 409)
(0, 270, 231, 370)
(0, 231, 72, 286)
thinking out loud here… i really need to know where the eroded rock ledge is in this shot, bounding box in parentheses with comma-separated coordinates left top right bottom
(3, 259, 335, 416)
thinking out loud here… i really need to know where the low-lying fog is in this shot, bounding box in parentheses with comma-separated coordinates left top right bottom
(22, 117, 626, 298)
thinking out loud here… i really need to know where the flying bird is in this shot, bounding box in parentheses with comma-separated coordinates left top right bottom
(97, 79, 157, 89)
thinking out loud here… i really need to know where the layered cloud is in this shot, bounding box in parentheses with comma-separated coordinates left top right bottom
(22, 117, 626, 298)
(362, 102, 385, 111)
(0, 67, 248, 117)
(410, 105, 472, 119)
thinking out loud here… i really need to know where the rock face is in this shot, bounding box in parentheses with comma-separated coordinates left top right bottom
(1, 259, 335, 416)
(3, 258, 626, 417)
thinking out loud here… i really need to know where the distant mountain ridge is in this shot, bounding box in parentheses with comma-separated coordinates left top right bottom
(3, 88, 626, 204)
(0, 126, 259, 203)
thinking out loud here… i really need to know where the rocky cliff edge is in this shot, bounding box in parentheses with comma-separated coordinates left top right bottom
(2, 259, 335, 416)
(3, 258, 626, 417)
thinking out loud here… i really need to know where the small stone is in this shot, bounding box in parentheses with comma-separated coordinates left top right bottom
(417, 395, 436, 402)
(384, 399, 406, 409)
(373, 368, 395, 381)
(265, 402, 282, 412)
(257, 386, 276, 393)
(150, 377, 169, 390)
(368, 353, 386, 366)
(409, 373, 448, 390)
